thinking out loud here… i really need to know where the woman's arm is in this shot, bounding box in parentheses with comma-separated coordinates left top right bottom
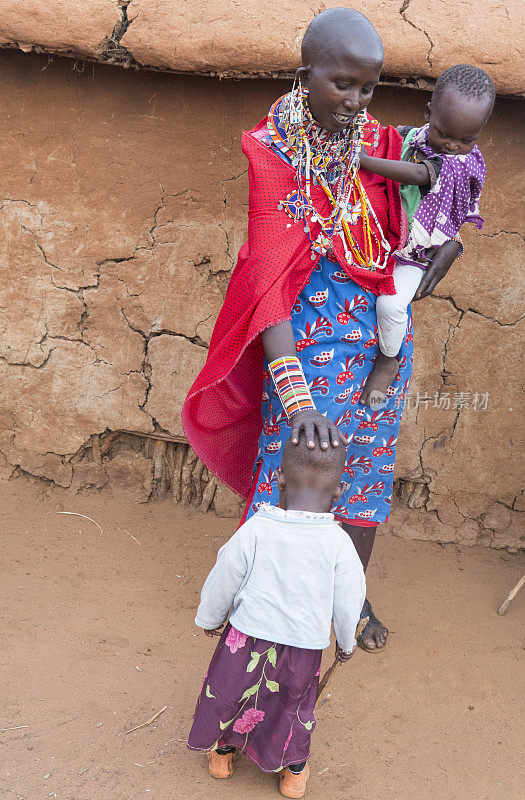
(261, 318, 297, 361)
(360, 151, 430, 186)
(261, 320, 348, 450)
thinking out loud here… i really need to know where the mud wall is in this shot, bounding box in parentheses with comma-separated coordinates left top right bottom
(1, 0, 522, 95)
(0, 51, 522, 548)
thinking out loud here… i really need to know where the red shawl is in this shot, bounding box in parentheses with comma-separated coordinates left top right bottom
(182, 116, 405, 498)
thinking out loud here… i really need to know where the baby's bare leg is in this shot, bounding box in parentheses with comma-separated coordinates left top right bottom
(359, 352, 399, 408)
(359, 263, 423, 407)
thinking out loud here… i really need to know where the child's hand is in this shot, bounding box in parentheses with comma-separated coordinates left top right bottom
(335, 642, 356, 663)
(204, 625, 224, 638)
(414, 239, 462, 300)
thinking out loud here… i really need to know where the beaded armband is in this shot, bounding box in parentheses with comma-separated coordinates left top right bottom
(268, 356, 316, 420)
(451, 236, 464, 260)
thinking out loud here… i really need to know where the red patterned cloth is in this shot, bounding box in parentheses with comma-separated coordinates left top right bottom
(182, 117, 405, 498)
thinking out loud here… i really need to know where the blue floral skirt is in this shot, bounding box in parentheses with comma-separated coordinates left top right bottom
(248, 258, 414, 524)
(187, 624, 322, 773)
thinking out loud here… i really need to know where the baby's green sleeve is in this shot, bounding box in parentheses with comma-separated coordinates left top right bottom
(399, 127, 422, 235)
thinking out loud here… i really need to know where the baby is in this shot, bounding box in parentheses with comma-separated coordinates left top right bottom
(187, 434, 365, 798)
(359, 64, 495, 404)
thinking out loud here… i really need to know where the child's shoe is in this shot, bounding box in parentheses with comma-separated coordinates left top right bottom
(207, 748, 235, 778)
(279, 763, 310, 798)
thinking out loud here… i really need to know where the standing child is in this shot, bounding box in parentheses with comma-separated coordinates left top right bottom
(359, 64, 495, 405)
(187, 436, 365, 798)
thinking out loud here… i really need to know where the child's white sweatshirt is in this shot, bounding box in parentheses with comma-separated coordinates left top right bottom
(195, 504, 365, 652)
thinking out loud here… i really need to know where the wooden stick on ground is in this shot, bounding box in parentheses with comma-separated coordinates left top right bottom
(122, 528, 142, 546)
(124, 705, 168, 734)
(316, 657, 339, 702)
(316, 616, 370, 703)
(0, 725, 28, 732)
(57, 512, 103, 535)
(497, 574, 525, 615)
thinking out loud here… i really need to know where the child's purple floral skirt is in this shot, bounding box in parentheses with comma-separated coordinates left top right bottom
(187, 624, 322, 773)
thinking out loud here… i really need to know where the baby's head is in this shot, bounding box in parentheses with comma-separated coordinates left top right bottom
(277, 434, 347, 514)
(426, 64, 495, 155)
(298, 8, 384, 133)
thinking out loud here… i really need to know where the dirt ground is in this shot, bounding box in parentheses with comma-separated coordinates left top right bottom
(0, 480, 523, 800)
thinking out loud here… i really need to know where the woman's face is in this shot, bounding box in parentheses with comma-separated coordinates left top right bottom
(301, 52, 382, 133)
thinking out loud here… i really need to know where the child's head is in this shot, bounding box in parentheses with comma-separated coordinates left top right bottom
(277, 434, 347, 513)
(426, 64, 495, 155)
(299, 8, 384, 133)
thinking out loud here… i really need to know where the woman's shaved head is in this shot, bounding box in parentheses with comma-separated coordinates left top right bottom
(301, 7, 383, 68)
(298, 8, 383, 132)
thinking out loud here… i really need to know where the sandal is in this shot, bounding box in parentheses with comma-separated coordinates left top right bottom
(356, 598, 389, 652)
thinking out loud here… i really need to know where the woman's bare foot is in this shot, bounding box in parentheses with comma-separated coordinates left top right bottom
(359, 353, 399, 408)
(356, 599, 388, 652)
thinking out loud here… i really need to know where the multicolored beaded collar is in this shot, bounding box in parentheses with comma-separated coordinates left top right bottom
(267, 85, 390, 272)
(268, 85, 365, 181)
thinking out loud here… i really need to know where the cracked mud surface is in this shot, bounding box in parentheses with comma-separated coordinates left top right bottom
(0, 480, 523, 799)
(0, 1, 521, 95)
(0, 51, 522, 549)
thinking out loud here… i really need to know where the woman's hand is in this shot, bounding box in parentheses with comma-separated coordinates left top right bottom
(291, 409, 348, 450)
(414, 239, 462, 300)
(204, 625, 224, 638)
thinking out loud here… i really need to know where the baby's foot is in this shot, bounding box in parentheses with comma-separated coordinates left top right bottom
(359, 353, 398, 408)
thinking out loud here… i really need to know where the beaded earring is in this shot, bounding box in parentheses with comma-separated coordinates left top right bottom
(288, 76, 304, 126)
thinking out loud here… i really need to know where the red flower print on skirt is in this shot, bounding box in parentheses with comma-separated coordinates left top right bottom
(225, 626, 248, 653)
(233, 708, 265, 734)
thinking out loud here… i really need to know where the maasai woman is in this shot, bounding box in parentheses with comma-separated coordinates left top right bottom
(182, 8, 461, 652)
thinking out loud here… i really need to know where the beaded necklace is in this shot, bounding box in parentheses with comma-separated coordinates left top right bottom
(267, 86, 390, 271)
